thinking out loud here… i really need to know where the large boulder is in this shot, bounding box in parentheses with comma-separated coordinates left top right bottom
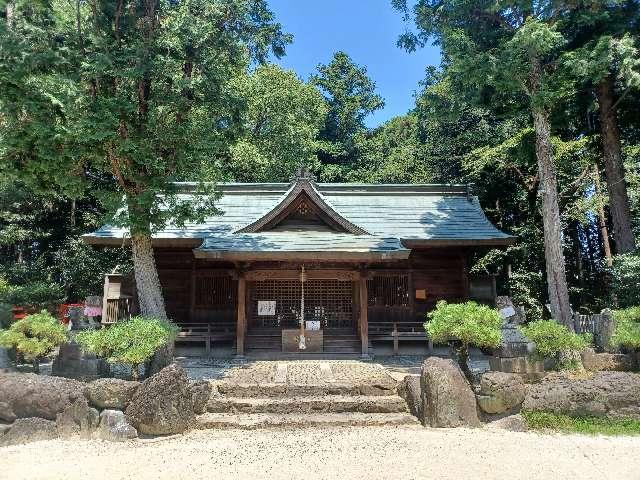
(397, 375, 422, 419)
(485, 414, 528, 432)
(125, 364, 195, 435)
(96, 410, 138, 442)
(0, 418, 58, 447)
(55, 398, 99, 439)
(86, 378, 139, 410)
(523, 371, 640, 419)
(0, 372, 86, 422)
(420, 357, 481, 428)
(476, 372, 526, 414)
(581, 348, 636, 372)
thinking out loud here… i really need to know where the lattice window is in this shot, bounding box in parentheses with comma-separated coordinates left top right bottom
(195, 276, 236, 308)
(249, 279, 354, 329)
(367, 274, 409, 307)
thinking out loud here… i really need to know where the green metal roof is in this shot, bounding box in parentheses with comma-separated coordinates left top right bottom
(84, 181, 515, 252)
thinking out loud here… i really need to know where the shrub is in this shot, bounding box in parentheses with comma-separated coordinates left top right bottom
(0, 310, 68, 372)
(426, 300, 503, 379)
(610, 252, 640, 308)
(76, 316, 179, 380)
(519, 320, 590, 369)
(0, 281, 64, 308)
(611, 306, 640, 350)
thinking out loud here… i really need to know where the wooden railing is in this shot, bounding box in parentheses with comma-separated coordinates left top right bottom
(369, 321, 431, 355)
(176, 322, 236, 356)
(102, 297, 132, 325)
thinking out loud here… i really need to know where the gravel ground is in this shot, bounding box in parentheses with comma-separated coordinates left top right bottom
(2, 426, 639, 480)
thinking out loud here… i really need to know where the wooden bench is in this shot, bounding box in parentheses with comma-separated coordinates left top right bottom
(176, 322, 236, 356)
(369, 321, 432, 355)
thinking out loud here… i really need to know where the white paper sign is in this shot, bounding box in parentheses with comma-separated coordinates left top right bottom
(306, 320, 320, 331)
(500, 306, 516, 318)
(257, 301, 276, 316)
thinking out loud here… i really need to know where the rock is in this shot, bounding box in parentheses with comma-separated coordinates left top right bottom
(125, 364, 195, 435)
(0, 423, 10, 435)
(190, 380, 212, 415)
(96, 410, 138, 442)
(476, 372, 526, 414)
(52, 341, 110, 381)
(489, 356, 544, 374)
(397, 375, 422, 419)
(486, 414, 528, 432)
(55, 398, 99, 439)
(420, 357, 481, 428)
(0, 372, 87, 421)
(0, 418, 58, 446)
(523, 371, 640, 419)
(86, 378, 139, 410)
(581, 348, 636, 372)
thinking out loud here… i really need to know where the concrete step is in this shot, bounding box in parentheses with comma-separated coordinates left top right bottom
(195, 412, 420, 430)
(215, 382, 396, 398)
(207, 395, 408, 414)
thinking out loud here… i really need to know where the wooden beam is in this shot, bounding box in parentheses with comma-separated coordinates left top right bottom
(236, 273, 246, 357)
(358, 273, 369, 357)
(245, 269, 359, 282)
(189, 263, 196, 322)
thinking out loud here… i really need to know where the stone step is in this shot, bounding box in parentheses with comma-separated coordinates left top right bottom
(207, 395, 408, 414)
(214, 382, 397, 398)
(196, 412, 420, 430)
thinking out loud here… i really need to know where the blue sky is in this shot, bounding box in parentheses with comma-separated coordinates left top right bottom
(267, 0, 441, 128)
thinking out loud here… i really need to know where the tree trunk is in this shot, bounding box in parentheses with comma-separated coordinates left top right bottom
(593, 164, 613, 267)
(597, 76, 636, 254)
(130, 232, 167, 319)
(532, 107, 573, 328)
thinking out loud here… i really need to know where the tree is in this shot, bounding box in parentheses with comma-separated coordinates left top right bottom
(311, 51, 384, 177)
(226, 64, 327, 182)
(426, 301, 503, 380)
(561, 1, 640, 254)
(0, 0, 290, 324)
(395, 1, 576, 327)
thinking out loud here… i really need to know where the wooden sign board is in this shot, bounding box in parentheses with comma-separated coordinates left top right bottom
(257, 301, 276, 316)
(415, 289, 427, 300)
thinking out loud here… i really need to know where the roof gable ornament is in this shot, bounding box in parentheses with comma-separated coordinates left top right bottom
(235, 167, 369, 235)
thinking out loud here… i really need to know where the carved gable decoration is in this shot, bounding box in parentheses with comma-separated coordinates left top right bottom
(236, 177, 369, 235)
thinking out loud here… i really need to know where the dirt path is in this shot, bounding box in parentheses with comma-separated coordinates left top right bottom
(2, 426, 639, 480)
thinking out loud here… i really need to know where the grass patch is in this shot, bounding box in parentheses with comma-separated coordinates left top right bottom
(522, 410, 640, 436)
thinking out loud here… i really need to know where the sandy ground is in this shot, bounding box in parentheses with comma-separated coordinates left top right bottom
(2, 426, 640, 480)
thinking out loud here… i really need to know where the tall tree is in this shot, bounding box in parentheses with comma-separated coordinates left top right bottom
(395, 1, 577, 326)
(561, 0, 640, 253)
(0, 0, 290, 323)
(311, 51, 384, 179)
(226, 64, 327, 182)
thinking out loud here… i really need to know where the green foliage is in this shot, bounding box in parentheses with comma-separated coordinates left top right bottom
(520, 320, 590, 358)
(522, 410, 640, 436)
(76, 317, 179, 371)
(611, 307, 640, 350)
(0, 304, 13, 329)
(0, 281, 64, 308)
(227, 64, 327, 182)
(425, 301, 503, 349)
(611, 252, 640, 308)
(0, 311, 67, 362)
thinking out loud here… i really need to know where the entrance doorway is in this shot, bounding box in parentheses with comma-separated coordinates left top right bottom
(248, 279, 355, 331)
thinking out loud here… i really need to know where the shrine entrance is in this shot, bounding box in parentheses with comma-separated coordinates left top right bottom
(247, 278, 355, 331)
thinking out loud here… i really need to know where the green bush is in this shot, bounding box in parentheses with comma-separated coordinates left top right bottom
(76, 316, 179, 380)
(611, 306, 640, 350)
(426, 300, 503, 378)
(0, 310, 68, 371)
(611, 252, 640, 308)
(519, 320, 590, 368)
(0, 281, 64, 308)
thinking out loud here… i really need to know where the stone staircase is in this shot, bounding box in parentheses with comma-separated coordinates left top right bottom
(195, 361, 419, 429)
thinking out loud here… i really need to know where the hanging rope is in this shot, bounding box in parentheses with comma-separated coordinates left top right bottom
(299, 265, 306, 350)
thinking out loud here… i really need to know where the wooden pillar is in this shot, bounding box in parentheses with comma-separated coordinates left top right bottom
(189, 263, 196, 322)
(236, 273, 246, 357)
(358, 273, 369, 357)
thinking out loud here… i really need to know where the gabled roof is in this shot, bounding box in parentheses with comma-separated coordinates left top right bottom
(84, 178, 516, 255)
(235, 175, 368, 235)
